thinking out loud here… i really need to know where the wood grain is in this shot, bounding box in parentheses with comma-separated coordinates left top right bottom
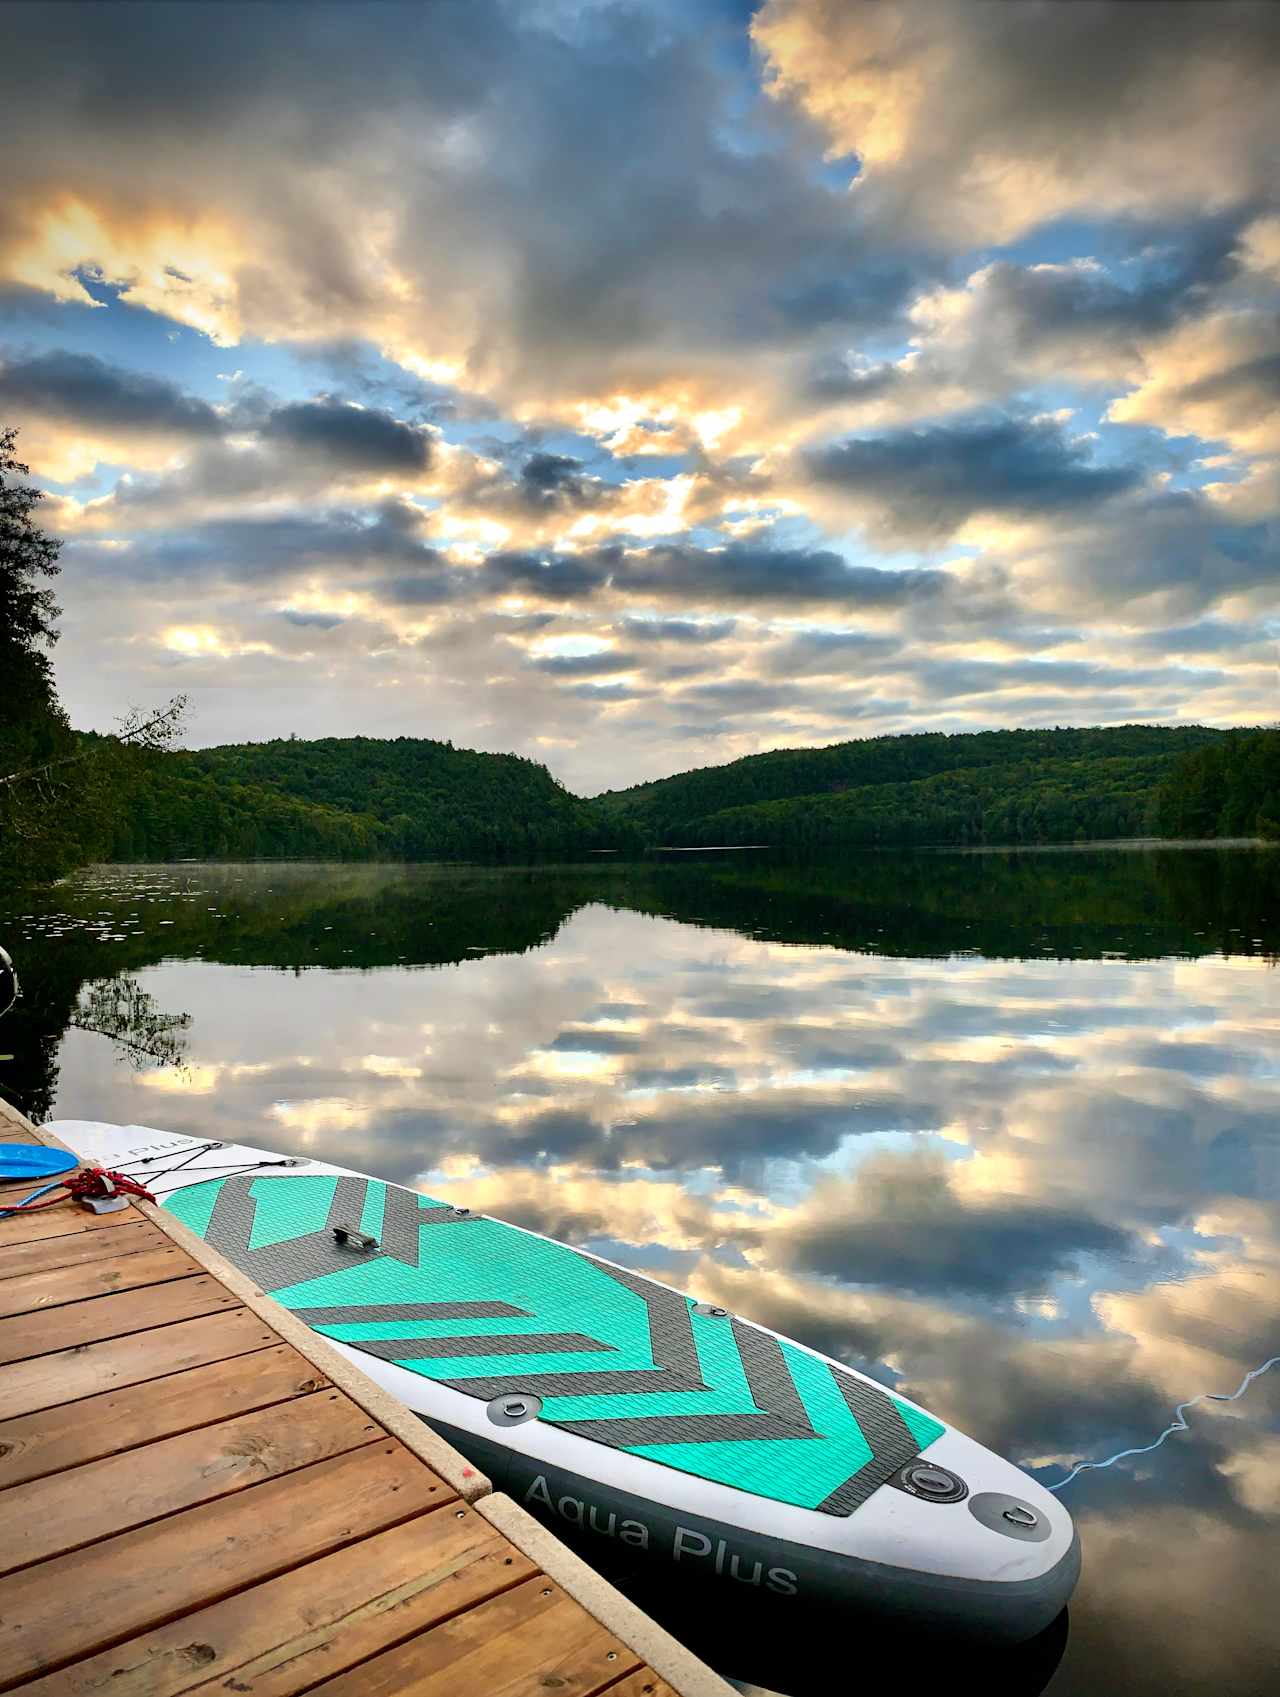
(597, 1672, 679, 1697)
(0, 1220, 165, 1281)
(0, 1204, 139, 1245)
(0, 1274, 236, 1364)
(0, 1307, 279, 1420)
(304, 1578, 641, 1697)
(23, 1508, 537, 1697)
(0, 1390, 381, 1576)
(0, 1443, 454, 1689)
(0, 1244, 203, 1319)
(0, 1342, 326, 1490)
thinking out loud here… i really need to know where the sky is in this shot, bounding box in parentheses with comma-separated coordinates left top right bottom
(1, 0, 1277, 793)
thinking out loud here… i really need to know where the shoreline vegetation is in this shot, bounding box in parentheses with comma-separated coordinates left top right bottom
(1, 721, 1275, 883)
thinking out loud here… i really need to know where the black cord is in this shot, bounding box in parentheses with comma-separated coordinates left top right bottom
(146, 1157, 306, 1195)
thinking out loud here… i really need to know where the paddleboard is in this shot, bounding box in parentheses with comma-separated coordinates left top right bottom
(52, 1121, 1079, 1641)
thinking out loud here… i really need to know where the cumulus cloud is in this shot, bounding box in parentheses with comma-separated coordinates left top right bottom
(762, 1150, 1135, 1296)
(0, 0, 924, 431)
(1109, 308, 1280, 454)
(262, 398, 432, 473)
(618, 615, 738, 645)
(753, 0, 1280, 244)
(0, 347, 222, 437)
(804, 412, 1144, 541)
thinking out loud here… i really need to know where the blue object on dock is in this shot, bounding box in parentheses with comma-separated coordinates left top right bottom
(0, 1143, 78, 1180)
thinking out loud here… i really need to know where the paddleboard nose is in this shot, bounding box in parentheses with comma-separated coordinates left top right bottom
(834, 1427, 1079, 1639)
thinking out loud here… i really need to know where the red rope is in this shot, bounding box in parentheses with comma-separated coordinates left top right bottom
(1, 1167, 156, 1213)
(68, 1167, 157, 1204)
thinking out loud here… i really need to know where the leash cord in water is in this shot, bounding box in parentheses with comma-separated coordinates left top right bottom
(1048, 1353, 1280, 1491)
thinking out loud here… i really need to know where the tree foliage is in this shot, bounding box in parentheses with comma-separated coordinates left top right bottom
(0, 426, 77, 878)
(107, 735, 625, 862)
(1156, 729, 1280, 840)
(600, 726, 1235, 848)
(1, 430, 191, 880)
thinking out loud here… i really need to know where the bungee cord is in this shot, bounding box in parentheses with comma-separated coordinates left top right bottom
(109, 1140, 309, 1195)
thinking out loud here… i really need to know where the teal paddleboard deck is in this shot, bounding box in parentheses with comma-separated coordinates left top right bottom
(167, 1170, 943, 1514)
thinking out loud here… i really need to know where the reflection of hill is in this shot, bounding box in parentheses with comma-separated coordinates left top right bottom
(610, 846, 1280, 964)
(0, 863, 592, 1118)
(2, 846, 1276, 1121)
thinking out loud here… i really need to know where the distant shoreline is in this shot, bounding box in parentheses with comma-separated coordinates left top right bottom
(950, 836, 1272, 855)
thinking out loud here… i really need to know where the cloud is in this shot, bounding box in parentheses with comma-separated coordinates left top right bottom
(1008, 483, 1280, 618)
(518, 452, 595, 507)
(754, 0, 1280, 245)
(0, 0, 924, 432)
(0, 347, 222, 437)
(764, 1151, 1135, 1297)
(804, 412, 1144, 541)
(0, 0, 1274, 781)
(262, 398, 432, 473)
(618, 615, 738, 644)
(620, 538, 948, 605)
(529, 648, 638, 678)
(1109, 308, 1280, 454)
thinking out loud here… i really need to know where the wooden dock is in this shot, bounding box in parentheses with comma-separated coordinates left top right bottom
(0, 1101, 731, 1697)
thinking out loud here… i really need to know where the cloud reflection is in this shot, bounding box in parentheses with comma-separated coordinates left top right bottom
(17, 854, 1280, 1694)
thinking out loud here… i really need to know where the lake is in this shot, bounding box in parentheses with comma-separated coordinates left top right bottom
(2, 846, 1277, 1696)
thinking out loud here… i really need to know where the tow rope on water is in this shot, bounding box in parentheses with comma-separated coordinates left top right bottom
(1048, 1353, 1280, 1491)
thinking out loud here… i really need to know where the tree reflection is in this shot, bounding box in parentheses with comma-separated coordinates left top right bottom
(70, 975, 191, 1072)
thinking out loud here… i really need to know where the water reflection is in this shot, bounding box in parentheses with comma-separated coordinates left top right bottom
(2, 848, 1277, 1696)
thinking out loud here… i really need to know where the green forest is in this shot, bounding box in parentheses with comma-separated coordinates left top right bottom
(110, 736, 619, 861)
(601, 725, 1279, 848)
(19, 714, 1269, 872)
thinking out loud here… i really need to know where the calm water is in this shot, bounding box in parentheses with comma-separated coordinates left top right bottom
(3, 848, 1278, 1696)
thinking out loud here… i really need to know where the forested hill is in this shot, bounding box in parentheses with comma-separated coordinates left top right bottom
(108, 735, 619, 861)
(49, 723, 1280, 869)
(599, 725, 1258, 849)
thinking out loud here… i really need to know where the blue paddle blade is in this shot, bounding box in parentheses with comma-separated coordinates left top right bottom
(0, 1144, 78, 1180)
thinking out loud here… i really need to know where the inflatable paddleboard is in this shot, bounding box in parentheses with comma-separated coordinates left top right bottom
(53, 1121, 1079, 1641)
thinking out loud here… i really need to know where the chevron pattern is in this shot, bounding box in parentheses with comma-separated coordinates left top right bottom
(166, 1172, 944, 1514)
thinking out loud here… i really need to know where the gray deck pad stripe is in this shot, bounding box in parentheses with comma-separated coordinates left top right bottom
(814, 1369, 922, 1514)
(333, 1331, 615, 1361)
(294, 1299, 530, 1325)
(552, 1410, 819, 1447)
(437, 1366, 709, 1399)
(202, 1172, 480, 1292)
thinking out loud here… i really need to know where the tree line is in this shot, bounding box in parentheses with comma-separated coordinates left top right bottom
(600, 725, 1278, 849)
(109, 735, 623, 862)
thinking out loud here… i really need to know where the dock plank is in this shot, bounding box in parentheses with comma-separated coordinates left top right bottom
(0, 1244, 203, 1319)
(601, 1674, 679, 1697)
(304, 1577, 641, 1697)
(0, 1205, 139, 1245)
(0, 1220, 166, 1280)
(0, 1307, 279, 1420)
(0, 1342, 327, 1490)
(0, 1273, 237, 1364)
(0, 1390, 382, 1576)
(0, 1442, 454, 1689)
(24, 1508, 538, 1697)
